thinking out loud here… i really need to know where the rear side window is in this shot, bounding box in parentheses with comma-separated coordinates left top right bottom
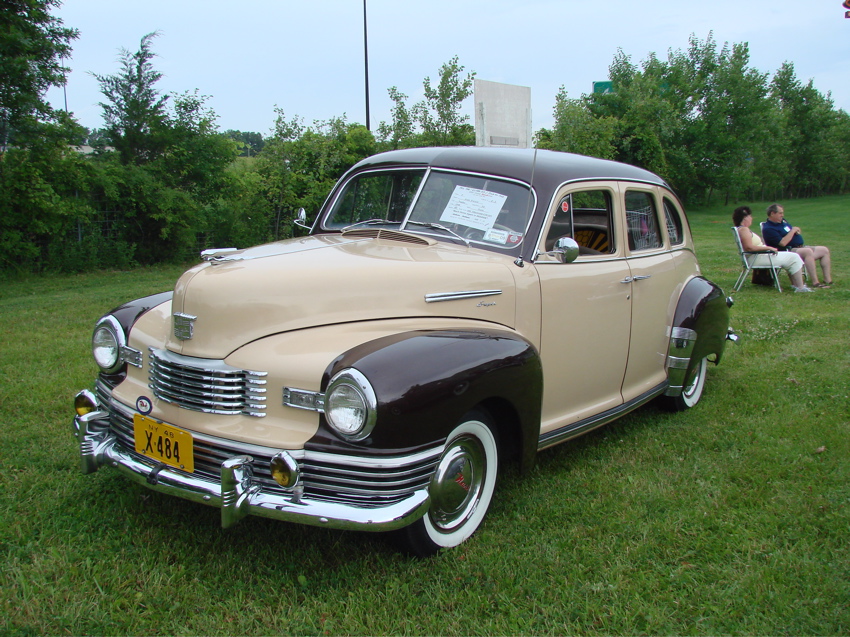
(663, 197, 684, 245)
(625, 190, 662, 251)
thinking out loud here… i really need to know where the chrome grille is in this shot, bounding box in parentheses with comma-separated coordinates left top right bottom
(148, 348, 267, 417)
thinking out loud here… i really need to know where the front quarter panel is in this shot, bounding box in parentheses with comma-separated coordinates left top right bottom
(313, 329, 542, 466)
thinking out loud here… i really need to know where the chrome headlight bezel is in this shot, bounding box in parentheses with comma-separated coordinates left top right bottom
(92, 315, 126, 374)
(324, 368, 377, 441)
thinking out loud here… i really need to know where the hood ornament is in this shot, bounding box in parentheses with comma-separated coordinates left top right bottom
(173, 313, 197, 340)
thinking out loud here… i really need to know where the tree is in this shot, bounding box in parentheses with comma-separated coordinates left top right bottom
(376, 87, 414, 150)
(88, 34, 239, 263)
(414, 56, 476, 146)
(0, 0, 96, 273)
(254, 111, 376, 233)
(378, 56, 475, 148)
(0, 0, 78, 153)
(225, 130, 265, 157)
(536, 88, 617, 159)
(92, 32, 169, 165)
(770, 62, 846, 197)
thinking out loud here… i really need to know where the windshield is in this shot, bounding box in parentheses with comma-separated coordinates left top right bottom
(323, 168, 533, 250)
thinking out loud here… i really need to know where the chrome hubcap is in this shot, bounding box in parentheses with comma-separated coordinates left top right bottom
(429, 435, 485, 532)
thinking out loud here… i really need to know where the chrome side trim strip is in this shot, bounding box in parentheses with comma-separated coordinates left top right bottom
(537, 382, 668, 450)
(425, 289, 502, 303)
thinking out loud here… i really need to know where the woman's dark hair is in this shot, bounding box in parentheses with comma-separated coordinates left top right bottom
(732, 206, 752, 227)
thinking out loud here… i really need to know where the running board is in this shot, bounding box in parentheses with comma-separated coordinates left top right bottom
(537, 382, 668, 451)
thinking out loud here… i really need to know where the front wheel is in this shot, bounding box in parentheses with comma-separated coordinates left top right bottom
(396, 409, 498, 557)
(663, 356, 708, 411)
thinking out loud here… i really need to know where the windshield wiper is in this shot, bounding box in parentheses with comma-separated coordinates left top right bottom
(405, 221, 470, 247)
(342, 219, 402, 231)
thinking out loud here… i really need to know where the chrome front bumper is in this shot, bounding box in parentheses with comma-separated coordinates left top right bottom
(72, 409, 430, 531)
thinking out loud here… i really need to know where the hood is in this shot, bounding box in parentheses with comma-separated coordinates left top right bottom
(166, 233, 519, 359)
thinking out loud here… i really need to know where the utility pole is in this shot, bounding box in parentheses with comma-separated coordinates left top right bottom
(363, 0, 370, 130)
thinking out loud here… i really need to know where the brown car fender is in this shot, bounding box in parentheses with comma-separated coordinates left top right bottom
(308, 328, 542, 469)
(669, 277, 732, 388)
(108, 291, 174, 336)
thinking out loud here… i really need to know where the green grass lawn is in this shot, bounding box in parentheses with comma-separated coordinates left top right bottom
(1, 196, 848, 635)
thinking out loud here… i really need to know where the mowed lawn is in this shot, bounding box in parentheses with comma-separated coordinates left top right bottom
(1, 195, 848, 636)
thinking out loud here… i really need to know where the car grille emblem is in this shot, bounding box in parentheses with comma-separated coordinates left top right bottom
(173, 313, 197, 340)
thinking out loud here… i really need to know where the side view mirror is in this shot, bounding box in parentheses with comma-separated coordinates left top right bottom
(294, 208, 311, 230)
(551, 237, 580, 264)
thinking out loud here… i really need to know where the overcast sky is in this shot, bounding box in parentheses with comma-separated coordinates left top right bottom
(47, 0, 850, 137)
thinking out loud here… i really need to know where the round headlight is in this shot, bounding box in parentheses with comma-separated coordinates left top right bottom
(92, 315, 126, 374)
(325, 368, 377, 439)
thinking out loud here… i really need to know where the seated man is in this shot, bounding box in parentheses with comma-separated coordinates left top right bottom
(761, 204, 833, 288)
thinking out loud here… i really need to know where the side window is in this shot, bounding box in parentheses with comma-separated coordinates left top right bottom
(625, 190, 662, 251)
(545, 189, 614, 254)
(663, 197, 684, 245)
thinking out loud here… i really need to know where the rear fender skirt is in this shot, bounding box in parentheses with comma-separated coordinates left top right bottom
(666, 277, 731, 394)
(310, 329, 542, 469)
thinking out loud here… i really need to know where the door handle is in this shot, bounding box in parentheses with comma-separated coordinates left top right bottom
(633, 275, 652, 280)
(620, 277, 633, 284)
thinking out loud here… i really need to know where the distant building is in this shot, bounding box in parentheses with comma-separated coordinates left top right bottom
(474, 80, 532, 149)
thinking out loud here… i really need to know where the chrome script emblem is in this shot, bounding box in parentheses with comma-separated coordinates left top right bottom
(173, 313, 197, 340)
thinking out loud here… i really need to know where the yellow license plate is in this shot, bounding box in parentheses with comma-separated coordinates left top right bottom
(133, 414, 194, 473)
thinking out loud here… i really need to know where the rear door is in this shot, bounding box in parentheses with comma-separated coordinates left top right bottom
(619, 186, 680, 401)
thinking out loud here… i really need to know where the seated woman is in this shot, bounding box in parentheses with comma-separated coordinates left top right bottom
(733, 206, 811, 292)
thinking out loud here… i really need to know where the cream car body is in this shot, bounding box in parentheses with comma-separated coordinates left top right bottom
(74, 147, 735, 556)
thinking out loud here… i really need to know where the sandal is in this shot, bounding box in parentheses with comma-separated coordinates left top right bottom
(813, 282, 832, 288)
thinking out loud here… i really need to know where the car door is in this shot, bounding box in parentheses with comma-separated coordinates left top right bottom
(620, 186, 680, 401)
(535, 183, 632, 434)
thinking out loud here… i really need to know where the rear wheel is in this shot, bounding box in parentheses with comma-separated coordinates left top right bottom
(396, 409, 498, 557)
(664, 356, 708, 411)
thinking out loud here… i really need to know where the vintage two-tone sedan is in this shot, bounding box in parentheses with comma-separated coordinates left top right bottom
(73, 147, 736, 556)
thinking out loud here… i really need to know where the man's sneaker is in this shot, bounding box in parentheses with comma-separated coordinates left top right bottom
(794, 285, 814, 293)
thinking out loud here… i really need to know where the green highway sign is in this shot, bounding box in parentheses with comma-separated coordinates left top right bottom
(593, 81, 614, 94)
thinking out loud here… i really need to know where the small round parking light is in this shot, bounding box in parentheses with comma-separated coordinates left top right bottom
(74, 389, 98, 416)
(270, 452, 300, 488)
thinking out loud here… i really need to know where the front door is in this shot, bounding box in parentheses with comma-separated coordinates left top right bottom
(535, 184, 632, 434)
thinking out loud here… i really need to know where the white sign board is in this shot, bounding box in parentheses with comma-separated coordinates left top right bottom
(474, 79, 532, 148)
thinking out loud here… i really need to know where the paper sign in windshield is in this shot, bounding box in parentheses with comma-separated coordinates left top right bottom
(439, 186, 507, 231)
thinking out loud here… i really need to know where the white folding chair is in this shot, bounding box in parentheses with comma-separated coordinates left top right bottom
(732, 227, 782, 292)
